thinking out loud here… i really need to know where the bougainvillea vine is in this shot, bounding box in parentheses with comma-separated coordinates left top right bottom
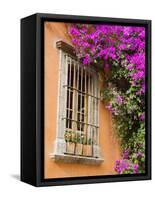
(69, 23, 145, 174)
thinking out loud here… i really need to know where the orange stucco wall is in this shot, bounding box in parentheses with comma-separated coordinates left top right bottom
(44, 22, 121, 179)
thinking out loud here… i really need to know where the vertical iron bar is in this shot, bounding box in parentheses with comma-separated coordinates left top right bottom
(80, 66, 83, 146)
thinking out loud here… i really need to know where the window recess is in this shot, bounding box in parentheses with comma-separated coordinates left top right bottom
(50, 41, 103, 165)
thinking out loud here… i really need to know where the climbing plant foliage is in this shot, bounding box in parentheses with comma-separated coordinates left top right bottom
(69, 24, 145, 174)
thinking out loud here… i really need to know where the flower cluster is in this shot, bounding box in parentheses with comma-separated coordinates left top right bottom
(115, 159, 139, 174)
(69, 24, 145, 96)
(69, 23, 145, 174)
(114, 149, 145, 174)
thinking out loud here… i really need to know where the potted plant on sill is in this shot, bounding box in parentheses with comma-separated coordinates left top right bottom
(64, 130, 76, 154)
(83, 138, 93, 157)
(75, 133, 83, 156)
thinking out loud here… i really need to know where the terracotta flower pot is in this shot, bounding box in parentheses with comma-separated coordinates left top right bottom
(75, 143, 83, 155)
(83, 144, 92, 157)
(66, 142, 75, 154)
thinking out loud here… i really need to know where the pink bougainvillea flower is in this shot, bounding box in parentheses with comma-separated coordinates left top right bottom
(82, 54, 90, 65)
(116, 95, 124, 105)
(139, 113, 145, 121)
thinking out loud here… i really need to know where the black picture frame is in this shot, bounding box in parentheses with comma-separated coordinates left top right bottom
(21, 13, 151, 187)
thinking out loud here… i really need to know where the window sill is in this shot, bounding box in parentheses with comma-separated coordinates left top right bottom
(50, 153, 104, 165)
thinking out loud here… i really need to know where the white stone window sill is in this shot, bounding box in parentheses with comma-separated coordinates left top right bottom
(50, 153, 104, 165)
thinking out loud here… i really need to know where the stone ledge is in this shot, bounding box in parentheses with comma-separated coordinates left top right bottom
(50, 153, 104, 165)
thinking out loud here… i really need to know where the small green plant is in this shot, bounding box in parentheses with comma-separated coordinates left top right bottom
(87, 138, 92, 145)
(64, 130, 71, 142)
(64, 130, 76, 142)
(76, 133, 84, 144)
(83, 137, 92, 145)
